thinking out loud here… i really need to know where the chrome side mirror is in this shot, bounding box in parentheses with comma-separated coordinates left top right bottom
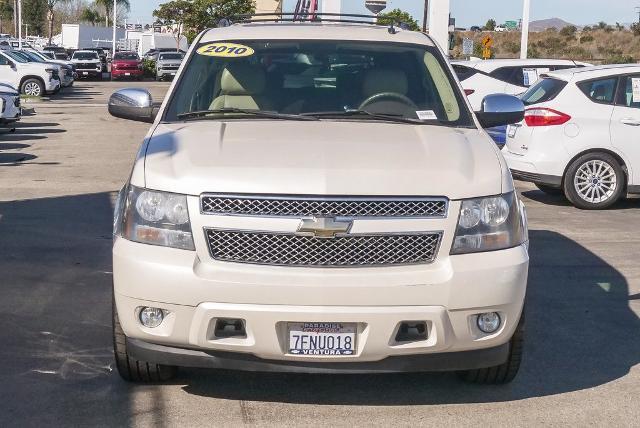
(476, 94, 525, 128)
(108, 88, 156, 123)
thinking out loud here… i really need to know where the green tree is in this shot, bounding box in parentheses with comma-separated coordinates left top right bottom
(559, 25, 577, 37)
(80, 7, 103, 26)
(23, 0, 46, 35)
(153, 0, 193, 49)
(484, 18, 496, 31)
(597, 21, 607, 30)
(0, 0, 13, 34)
(181, 0, 255, 41)
(615, 22, 624, 31)
(376, 9, 419, 31)
(95, 0, 130, 27)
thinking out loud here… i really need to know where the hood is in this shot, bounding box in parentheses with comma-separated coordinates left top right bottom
(143, 121, 504, 199)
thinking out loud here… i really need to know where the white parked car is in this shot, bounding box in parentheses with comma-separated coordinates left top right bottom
(108, 19, 529, 384)
(453, 59, 591, 110)
(0, 82, 20, 126)
(13, 49, 74, 88)
(495, 26, 507, 32)
(0, 50, 61, 96)
(503, 64, 640, 209)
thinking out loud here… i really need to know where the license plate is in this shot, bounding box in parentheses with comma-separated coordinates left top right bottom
(288, 322, 356, 356)
(125, 72, 130, 76)
(82, 71, 88, 75)
(171, 72, 176, 75)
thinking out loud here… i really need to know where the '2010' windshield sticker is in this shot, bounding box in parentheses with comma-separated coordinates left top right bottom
(196, 43, 254, 58)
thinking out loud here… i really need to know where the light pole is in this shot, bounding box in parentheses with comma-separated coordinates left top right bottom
(17, 0, 21, 49)
(520, 0, 531, 59)
(112, 0, 117, 55)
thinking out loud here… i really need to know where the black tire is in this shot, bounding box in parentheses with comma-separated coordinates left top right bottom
(457, 312, 524, 385)
(563, 152, 624, 210)
(112, 297, 177, 382)
(20, 78, 44, 97)
(535, 184, 563, 196)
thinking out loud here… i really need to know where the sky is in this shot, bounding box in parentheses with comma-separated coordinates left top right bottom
(129, 0, 639, 28)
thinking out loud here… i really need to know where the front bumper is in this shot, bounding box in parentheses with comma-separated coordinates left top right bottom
(45, 79, 61, 93)
(156, 69, 179, 78)
(502, 147, 563, 187)
(76, 69, 102, 78)
(114, 236, 528, 368)
(127, 337, 510, 373)
(112, 69, 143, 78)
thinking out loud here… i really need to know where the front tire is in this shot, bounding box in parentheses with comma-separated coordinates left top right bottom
(563, 152, 624, 210)
(112, 297, 177, 382)
(21, 78, 44, 97)
(458, 312, 524, 384)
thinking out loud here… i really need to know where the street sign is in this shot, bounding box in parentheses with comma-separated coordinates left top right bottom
(462, 38, 474, 55)
(364, 0, 386, 14)
(482, 35, 493, 48)
(505, 20, 518, 30)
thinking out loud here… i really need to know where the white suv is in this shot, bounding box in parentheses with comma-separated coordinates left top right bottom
(71, 50, 102, 79)
(108, 19, 529, 384)
(0, 50, 61, 96)
(503, 64, 640, 209)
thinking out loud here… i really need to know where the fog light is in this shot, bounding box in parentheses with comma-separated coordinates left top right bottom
(139, 307, 164, 328)
(477, 312, 501, 333)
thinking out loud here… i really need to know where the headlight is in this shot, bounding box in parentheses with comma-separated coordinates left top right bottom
(450, 192, 527, 255)
(114, 185, 195, 250)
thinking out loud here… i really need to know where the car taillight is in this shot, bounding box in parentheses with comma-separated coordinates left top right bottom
(464, 89, 475, 96)
(524, 108, 571, 127)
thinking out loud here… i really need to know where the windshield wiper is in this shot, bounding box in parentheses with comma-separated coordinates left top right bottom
(301, 109, 426, 124)
(177, 108, 318, 121)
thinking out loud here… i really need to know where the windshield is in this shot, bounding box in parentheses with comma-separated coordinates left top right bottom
(20, 51, 44, 62)
(159, 53, 183, 61)
(3, 51, 27, 63)
(114, 52, 139, 60)
(41, 52, 55, 59)
(73, 52, 98, 60)
(164, 40, 472, 126)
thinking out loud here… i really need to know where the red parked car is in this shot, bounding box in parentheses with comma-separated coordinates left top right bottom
(111, 51, 143, 80)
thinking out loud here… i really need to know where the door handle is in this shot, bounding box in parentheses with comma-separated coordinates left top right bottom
(620, 118, 640, 126)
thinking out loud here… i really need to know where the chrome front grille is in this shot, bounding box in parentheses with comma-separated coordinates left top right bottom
(205, 229, 442, 267)
(201, 194, 448, 218)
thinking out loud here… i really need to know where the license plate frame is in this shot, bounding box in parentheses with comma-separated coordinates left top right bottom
(288, 322, 356, 356)
(82, 71, 88, 75)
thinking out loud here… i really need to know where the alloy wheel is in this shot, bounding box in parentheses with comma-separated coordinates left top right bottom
(24, 82, 42, 97)
(573, 160, 617, 204)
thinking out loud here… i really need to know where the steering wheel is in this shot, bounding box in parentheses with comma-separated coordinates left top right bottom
(358, 92, 417, 111)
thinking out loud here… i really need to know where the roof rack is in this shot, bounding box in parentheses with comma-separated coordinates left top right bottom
(218, 13, 411, 34)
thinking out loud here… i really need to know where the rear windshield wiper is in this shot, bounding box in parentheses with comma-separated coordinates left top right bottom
(177, 108, 319, 121)
(301, 109, 427, 124)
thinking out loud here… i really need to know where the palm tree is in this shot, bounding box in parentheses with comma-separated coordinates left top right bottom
(46, 0, 69, 45)
(95, 0, 130, 27)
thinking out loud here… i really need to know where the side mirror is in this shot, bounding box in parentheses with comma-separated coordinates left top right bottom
(108, 88, 156, 123)
(476, 94, 525, 128)
(8, 60, 15, 68)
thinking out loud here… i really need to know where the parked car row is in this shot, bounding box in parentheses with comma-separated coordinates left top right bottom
(453, 57, 640, 210)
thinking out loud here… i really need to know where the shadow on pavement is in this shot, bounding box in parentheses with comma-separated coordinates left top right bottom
(0, 192, 638, 425)
(0, 122, 64, 165)
(521, 187, 639, 209)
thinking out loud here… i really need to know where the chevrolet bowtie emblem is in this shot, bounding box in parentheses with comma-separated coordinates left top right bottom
(296, 217, 353, 239)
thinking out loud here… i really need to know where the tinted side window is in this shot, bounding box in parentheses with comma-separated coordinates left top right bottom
(452, 64, 478, 82)
(521, 78, 568, 105)
(616, 75, 640, 109)
(578, 78, 618, 104)
(490, 67, 518, 84)
(0, 55, 8, 66)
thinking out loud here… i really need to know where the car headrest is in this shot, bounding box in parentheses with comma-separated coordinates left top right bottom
(218, 63, 266, 95)
(362, 69, 409, 98)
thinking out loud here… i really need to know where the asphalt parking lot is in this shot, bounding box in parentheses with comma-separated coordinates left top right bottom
(0, 80, 639, 426)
